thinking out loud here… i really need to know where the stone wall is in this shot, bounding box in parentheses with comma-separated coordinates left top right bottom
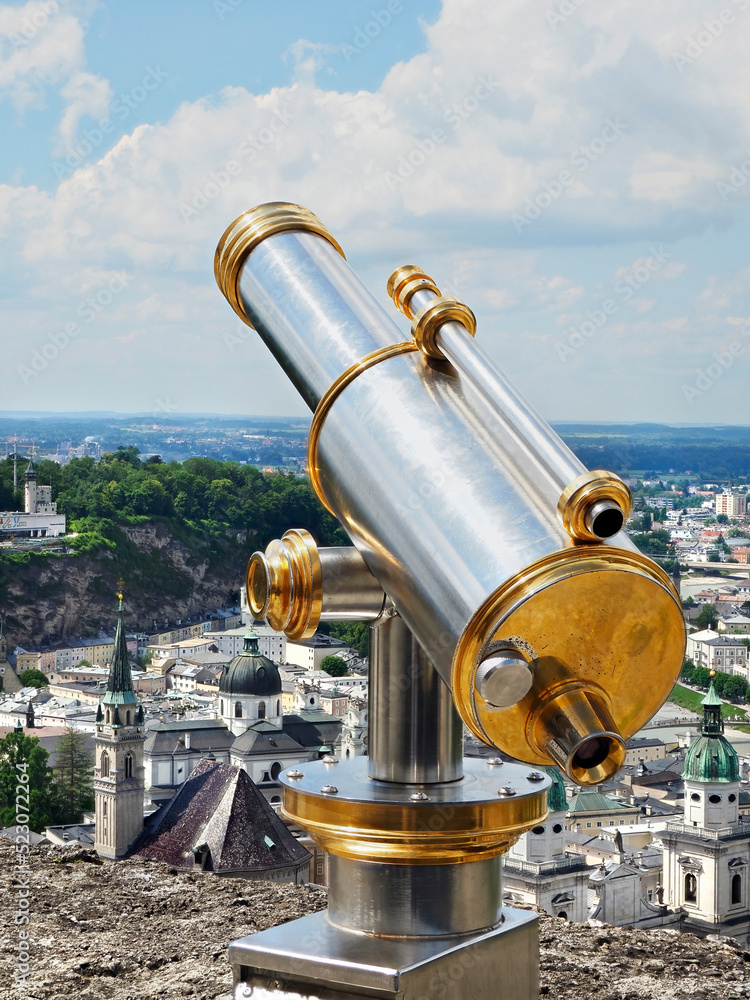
(1, 842, 749, 1000)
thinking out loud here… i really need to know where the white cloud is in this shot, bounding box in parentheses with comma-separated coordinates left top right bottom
(4, 0, 750, 419)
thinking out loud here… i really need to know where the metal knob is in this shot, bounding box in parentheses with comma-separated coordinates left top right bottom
(474, 650, 533, 709)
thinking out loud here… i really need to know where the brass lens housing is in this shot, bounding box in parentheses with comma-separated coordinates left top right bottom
(245, 528, 322, 641)
(559, 470, 632, 542)
(453, 545, 685, 785)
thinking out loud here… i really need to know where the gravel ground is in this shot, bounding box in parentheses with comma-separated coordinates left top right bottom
(2, 841, 749, 999)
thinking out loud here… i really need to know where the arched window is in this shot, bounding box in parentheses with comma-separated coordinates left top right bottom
(733, 873, 742, 905)
(276, 700, 280, 716)
(558, 911, 568, 920)
(270, 762, 282, 781)
(235, 701, 242, 718)
(221, 699, 224, 715)
(101, 752, 109, 777)
(685, 873, 697, 903)
(258, 701, 266, 720)
(126, 710, 131, 726)
(124, 754, 133, 779)
(103, 800, 107, 817)
(105, 709, 110, 724)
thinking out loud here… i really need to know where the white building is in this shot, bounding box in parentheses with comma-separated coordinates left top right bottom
(685, 630, 748, 673)
(716, 493, 748, 518)
(285, 635, 350, 671)
(504, 767, 591, 922)
(0, 459, 66, 538)
(204, 624, 286, 663)
(661, 682, 750, 945)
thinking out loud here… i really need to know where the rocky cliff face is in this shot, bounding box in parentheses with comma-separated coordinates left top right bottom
(0, 522, 250, 648)
(1, 841, 748, 1000)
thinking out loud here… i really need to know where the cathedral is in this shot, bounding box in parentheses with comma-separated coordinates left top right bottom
(143, 631, 357, 807)
(661, 680, 750, 944)
(503, 765, 591, 922)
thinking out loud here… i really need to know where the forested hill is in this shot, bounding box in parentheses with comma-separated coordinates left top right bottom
(0, 449, 346, 645)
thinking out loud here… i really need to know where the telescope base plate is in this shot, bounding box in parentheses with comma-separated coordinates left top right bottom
(229, 906, 538, 999)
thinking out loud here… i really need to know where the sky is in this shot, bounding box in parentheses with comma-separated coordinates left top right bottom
(0, 0, 749, 424)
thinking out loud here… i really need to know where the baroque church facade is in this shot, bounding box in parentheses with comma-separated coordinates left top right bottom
(661, 681, 750, 944)
(503, 766, 591, 922)
(143, 631, 358, 807)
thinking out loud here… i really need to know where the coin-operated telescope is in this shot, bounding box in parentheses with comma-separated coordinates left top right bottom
(214, 203, 685, 1000)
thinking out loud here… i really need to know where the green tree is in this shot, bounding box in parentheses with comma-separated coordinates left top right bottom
(319, 655, 348, 677)
(327, 621, 370, 658)
(717, 513, 729, 525)
(695, 604, 719, 630)
(19, 668, 49, 688)
(52, 725, 94, 824)
(725, 675, 748, 703)
(0, 730, 57, 832)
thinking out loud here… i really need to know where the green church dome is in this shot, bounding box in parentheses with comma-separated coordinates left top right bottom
(682, 681, 739, 784)
(538, 764, 569, 813)
(219, 631, 281, 698)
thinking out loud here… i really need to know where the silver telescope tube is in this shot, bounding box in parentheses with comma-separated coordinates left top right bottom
(215, 203, 685, 783)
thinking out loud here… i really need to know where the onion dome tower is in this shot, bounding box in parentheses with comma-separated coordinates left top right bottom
(220, 630, 283, 735)
(94, 585, 145, 859)
(682, 679, 740, 830)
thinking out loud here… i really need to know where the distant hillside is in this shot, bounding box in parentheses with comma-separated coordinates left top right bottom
(0, 450, 344, 646)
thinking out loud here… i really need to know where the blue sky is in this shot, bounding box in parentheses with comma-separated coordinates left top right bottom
(1, 0, 749, 423)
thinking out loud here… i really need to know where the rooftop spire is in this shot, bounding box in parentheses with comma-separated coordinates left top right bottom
(700, 677, 723, 737)
(102, 583, 137, 708)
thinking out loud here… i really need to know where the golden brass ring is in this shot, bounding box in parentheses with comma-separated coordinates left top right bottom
(386, 265, 440, 318)
(558, 469, 632, 542)
(246, 529, 323, 641)
(308, 342, 419, 514)
(411, 297, 477, 360)
(214, 202, 345, 326)
(281, 761, 549, 865)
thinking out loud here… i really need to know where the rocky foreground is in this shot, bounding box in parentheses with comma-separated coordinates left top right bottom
(1, 840, 749, 999)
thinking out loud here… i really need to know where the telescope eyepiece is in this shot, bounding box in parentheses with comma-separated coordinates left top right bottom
(584, 500, 624, 540)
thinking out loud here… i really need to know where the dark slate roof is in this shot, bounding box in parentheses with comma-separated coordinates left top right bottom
(135, 758, 310, 874)
(144, 720, 234, 757)
(281, 711, 342, 749)
(232, 724, 304, 756)
(37, 732, 96, 770)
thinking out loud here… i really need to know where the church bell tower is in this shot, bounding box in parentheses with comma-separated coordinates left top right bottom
(94, 586, 145, 859)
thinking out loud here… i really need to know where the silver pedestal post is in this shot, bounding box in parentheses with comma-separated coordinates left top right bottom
(228, 613, 543, 999)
